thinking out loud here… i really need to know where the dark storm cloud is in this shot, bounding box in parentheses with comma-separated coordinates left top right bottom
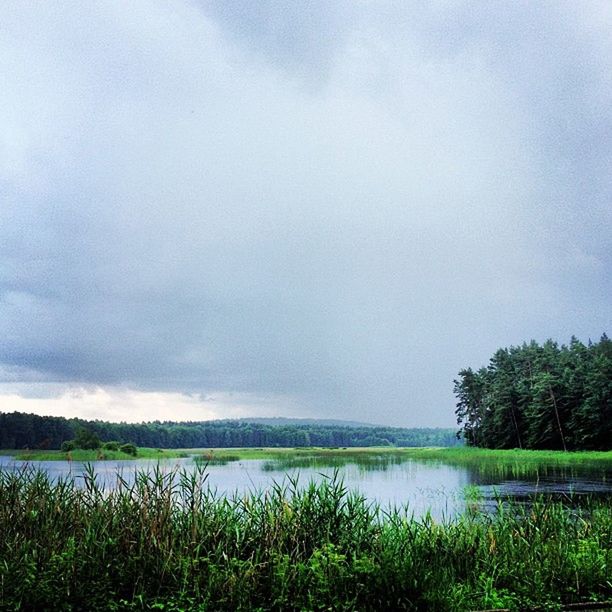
(0, 1, 610, 425)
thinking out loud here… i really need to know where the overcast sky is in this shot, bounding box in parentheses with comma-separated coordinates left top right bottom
(1, 1, 610, 427)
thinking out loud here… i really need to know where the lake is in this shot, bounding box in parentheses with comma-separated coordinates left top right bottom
(1, 451, 609, 519)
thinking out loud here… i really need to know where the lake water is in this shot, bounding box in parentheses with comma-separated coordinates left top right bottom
(1, 453, 609, 519)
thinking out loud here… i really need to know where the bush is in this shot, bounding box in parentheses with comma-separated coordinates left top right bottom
(119, 443, 137, 456)
(60, 440, 76, 452)
(74, 427, 101, 450)
(103, 441, 120, 451)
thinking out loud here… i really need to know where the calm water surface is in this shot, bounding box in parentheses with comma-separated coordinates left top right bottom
(0, 454, 609, 519)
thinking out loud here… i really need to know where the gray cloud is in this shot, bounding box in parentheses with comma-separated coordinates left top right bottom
(1, 1, 610, 426)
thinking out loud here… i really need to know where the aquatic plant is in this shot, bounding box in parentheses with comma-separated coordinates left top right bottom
(0, 465, 610, 610)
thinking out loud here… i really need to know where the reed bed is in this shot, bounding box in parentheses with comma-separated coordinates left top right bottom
(191, 446, 612, 480)
(0, 466, 610, 611)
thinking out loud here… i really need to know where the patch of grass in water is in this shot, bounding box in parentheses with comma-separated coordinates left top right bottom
(401, 447, 612, 479)
(194, 452, 241, 466)
(198, 446, 612, 480)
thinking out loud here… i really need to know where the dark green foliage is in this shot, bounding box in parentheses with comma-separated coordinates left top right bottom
(0, 412, 461, 450)
(58, 427, 105, 453)
(0, 411, 74, 450)
(102, 441, 120, 451)
(74, 426, 101, 450)
(119, 442, 137, 456)
(455, 335, 611, 450)
(0, 467, 609, 610)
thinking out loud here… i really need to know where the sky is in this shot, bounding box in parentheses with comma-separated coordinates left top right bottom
(1, 1, 610, 427)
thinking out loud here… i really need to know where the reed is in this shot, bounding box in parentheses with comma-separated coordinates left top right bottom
(230, 446, 612, 480)
(0, 466, 609, 610)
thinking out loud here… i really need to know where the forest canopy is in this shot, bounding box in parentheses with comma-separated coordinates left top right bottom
(454, 334, 611, 451)
(0, 412, 459, 450)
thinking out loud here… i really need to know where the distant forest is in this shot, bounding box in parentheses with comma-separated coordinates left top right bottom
(0, 412, 460, 450)
(455, 334, 611, 451)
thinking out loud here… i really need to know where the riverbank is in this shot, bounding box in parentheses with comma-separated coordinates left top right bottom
(193, 445, 612, 467)
(401, 446, 612, 467)
(0, 466, 609, 610)
(0, 447, 190, 461)
(2, 445, 611, 468)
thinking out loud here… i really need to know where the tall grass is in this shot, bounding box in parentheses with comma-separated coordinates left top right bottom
(243, 446, 612, 479)
(400, 446, 612, 480)
(186, 446, 612, 480)
(0, 466, 610, 611)
(2, 447, 190, 461)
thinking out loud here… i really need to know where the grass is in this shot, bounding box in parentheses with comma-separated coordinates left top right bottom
(399, 447, 612, 479)
(188, 446, 422, 463)
(0, 447, 190, 461)
(3, 446, 611, 482)
(188, 446, 612, 478)
(0, 465, 609, 610)
(6, 445, 611, 467)
(187, 445, 612, 463)
(401, 446, 612, 466)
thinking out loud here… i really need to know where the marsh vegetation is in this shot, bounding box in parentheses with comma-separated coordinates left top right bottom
(0, 464, 610, 610)
(1, 445, 610, 609)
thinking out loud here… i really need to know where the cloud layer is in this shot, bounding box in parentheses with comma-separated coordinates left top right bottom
(1, 1, 610, 426)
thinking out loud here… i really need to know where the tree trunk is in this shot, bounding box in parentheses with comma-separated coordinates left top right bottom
(510, 405, 523, 449)
(549, 385, 567, 451)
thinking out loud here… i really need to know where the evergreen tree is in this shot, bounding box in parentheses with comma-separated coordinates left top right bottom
(455, 335, 610, 451)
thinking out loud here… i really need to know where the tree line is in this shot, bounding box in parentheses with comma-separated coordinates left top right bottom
(454, 334, 611, 450)
(0, 412, 460, 450)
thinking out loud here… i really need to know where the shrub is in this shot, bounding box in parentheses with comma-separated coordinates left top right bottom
(60, 440, 76, 452)
(119, 443, 137, 456)
(102, 441, 120, 451)
(74, 427, 101, 450)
